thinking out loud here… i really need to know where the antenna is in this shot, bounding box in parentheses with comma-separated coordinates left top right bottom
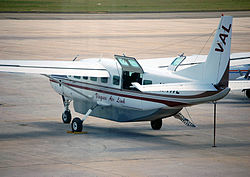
(99, 53, 103, 62)
(178, 53, 184, 57)
(73, 54, 79, 61)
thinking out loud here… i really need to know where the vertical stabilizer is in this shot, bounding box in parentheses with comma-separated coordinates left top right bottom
(204, 15, 232, 88)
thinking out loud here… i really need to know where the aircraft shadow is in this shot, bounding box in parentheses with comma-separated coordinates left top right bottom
(82, 124, 250, 152)
(0, 121, 249, 151)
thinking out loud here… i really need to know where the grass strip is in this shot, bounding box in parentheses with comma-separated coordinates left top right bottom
(0, 0, 250, 13)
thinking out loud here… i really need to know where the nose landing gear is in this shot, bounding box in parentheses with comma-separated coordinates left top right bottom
(62, 95, 72, 124)
(62, 110, 71, 123)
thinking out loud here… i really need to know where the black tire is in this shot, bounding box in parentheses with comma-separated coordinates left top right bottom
(62, 110, 71, 124)
(151, 119, 162, 130)
(71, 117, 83, 132)
(246, 89, 250, 99)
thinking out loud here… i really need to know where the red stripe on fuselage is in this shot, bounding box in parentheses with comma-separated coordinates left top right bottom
(50, 79, 188, 107)
(51, 77, 220, 99)
(230, 70, 248, 72)
(50, 79, 222, 107)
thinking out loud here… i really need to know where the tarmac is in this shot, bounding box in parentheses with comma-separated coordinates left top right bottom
(0, 12, 250, 177)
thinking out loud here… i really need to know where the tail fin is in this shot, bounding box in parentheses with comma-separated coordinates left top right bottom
(204, 15, 232, 89)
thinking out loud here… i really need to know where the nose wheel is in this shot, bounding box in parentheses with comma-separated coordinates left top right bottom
(62, 95, 72, 123)
(62, 110, 71, 123)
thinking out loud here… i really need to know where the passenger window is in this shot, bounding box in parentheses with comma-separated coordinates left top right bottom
(113, 75, 120, 85)
(101, 77, 108, 83)
(143, 80, 152, 85)
(73, 76, 81, 79)
(82, 76, 88, 80)
(90, 77, 97, 81)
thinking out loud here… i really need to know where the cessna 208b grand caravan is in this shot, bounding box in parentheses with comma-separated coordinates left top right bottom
(0, 15, 242, 132)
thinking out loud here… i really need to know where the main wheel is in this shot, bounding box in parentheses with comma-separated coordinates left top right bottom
(71, 117, 83, 132)
(62, 110, 71, 124)
(246, 89, 250, 98)
(151, 119, 162, 130)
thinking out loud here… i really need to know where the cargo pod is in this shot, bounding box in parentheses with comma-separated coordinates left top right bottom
(114, 55, 144, 90)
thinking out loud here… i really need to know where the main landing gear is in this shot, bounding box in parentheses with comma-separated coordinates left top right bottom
(151, 119, 162, 130)
(150, 112, 196, 130)
(71, 105, 98, 132)
(71, 117, 83, 132)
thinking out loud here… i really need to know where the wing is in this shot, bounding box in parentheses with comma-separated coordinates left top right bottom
(0, 60, 110, 77)
(230, 52, 250, 67)
(230, 52, 250, 60)
(132, 81, 250, 93)
(229, 80, 250, 90)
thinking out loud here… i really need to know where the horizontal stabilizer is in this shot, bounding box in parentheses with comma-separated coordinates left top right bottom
(0, 60, 110, 77)
(132, 82, 217, 93)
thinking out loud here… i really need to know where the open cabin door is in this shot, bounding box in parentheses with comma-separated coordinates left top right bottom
(114, 55, 144, 90)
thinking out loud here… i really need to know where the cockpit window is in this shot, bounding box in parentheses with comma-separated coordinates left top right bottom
(115, 55, 144, 90)
(118, 58, 129, 66)
(127, 60, 140, 67)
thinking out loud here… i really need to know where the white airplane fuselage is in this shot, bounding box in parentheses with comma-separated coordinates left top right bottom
(50, 58, 229, 122)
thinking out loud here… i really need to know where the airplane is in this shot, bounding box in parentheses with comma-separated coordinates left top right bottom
(229, 53, 250, 80)
(229, 53, 250, 97)
(0, 15, 246, 133)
